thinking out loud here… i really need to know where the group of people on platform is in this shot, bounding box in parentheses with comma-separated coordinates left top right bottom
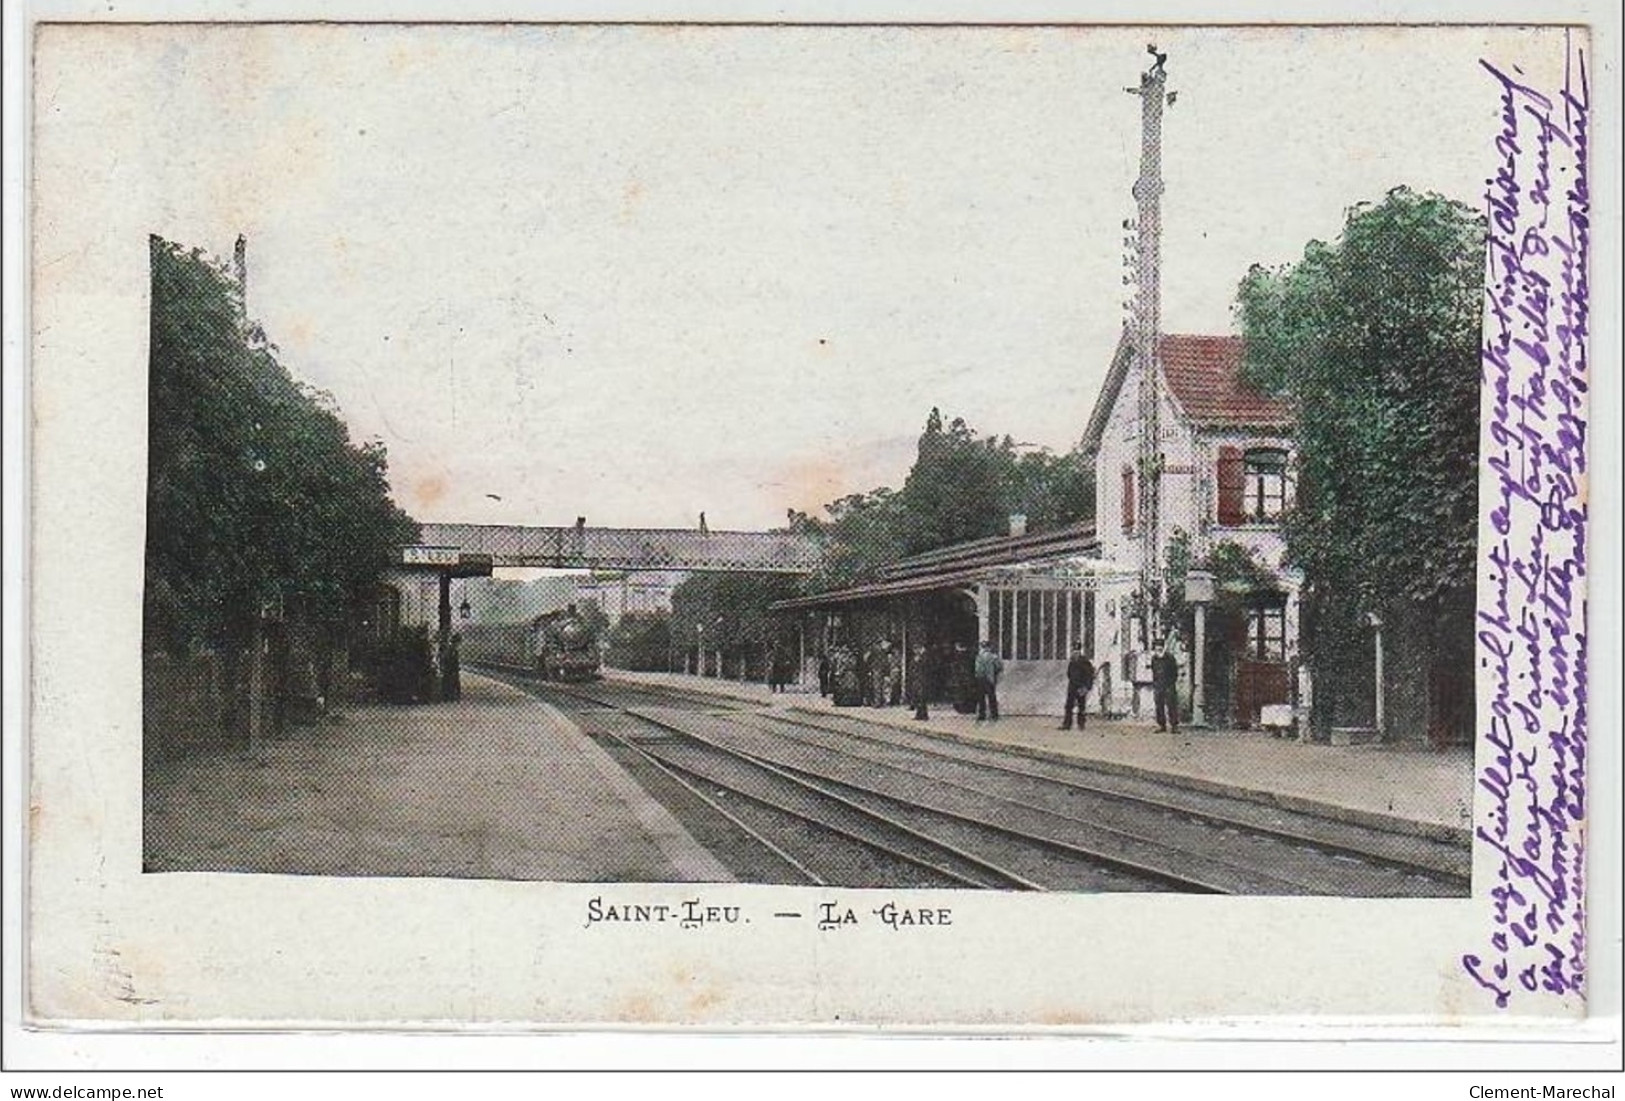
(800, 628, 1184, 733)
(814, 639, 912, 713)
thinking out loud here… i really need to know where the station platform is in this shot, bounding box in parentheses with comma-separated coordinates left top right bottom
(142, 672, 732, 882)
(606, 669, 1475, 844)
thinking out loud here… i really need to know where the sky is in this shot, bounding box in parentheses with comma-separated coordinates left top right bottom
(40, 23, 1566, 531)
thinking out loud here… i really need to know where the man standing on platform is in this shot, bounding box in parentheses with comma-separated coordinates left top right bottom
(974, 640, 1003, 722)
(1152, 630, 1180, 733)
(908, 643, 931, 721)
(443, 635, 462, 703)
(1060, 642, 1094, 730)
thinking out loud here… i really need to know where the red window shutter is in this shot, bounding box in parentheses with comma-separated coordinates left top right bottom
(1216, 446, 1245, 525)
(1121, 465, 1136, 532)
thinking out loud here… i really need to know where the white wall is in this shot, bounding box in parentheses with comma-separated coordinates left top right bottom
(1091, 368, 1304, 721)
(1096, 365, 1197, 568)
(1093, 364, 1197, 715)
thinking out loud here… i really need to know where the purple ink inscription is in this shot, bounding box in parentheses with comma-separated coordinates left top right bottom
(1464, 32, 1589, 1010)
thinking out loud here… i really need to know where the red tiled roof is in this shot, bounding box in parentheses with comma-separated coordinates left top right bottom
(1159, 334, 1293, 429)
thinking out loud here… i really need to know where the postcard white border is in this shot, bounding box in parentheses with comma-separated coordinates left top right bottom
(6, 0, 1621, 1071)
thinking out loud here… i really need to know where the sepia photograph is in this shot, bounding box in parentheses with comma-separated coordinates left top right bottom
(20, 12, 1603, 1039)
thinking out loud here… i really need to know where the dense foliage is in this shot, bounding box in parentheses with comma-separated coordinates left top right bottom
(667, 409, 1094, 669)
(793, 408, 1094, 591)
(1235, 188, 1483, 738)
(605, 610, 676, 671)
(670, 573, 803, 666)
(143, 237, 419, 654)
(1161, 529, 1278, 632)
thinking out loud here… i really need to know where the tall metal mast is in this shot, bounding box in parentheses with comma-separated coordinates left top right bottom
(1128, 46, 1172, 646)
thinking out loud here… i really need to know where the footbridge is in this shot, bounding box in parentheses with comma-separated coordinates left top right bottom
(406, 521, 821, 574)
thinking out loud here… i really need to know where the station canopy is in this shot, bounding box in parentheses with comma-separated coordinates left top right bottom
(772, 522, 1128, 612)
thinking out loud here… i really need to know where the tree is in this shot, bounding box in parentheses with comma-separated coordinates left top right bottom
(1235, 187, 1483, 744)
(799, 408, 1095, 592)
(1001, 442, 1094, 532)
(605, 611, 675, 671)
(671, 572, 802, 676)
(899, 413, 1008, 554)
(144, 236, 419, 657)
(803, 486, 907, 591)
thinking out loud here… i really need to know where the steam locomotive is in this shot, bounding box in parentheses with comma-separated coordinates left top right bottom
(533, 605, 602, 682)
(458, 604, 602, 682)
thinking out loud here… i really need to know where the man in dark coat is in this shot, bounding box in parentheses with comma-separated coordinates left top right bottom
(1152, 632, 1180, 733)
(831, 644, 860, 706)
(1060, 642, 1095, 730)
(907, 644, 931, 721)
(443, 635, 462, 702)
(950, 641, 977, 713)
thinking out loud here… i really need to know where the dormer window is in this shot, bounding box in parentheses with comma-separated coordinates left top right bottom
(1217, 446, 1289, 525)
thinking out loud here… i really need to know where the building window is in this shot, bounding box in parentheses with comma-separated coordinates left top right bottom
(1217, 446, 1289, 524)
(988, 588, 1092, 662)
(1245, 602, 1287, 662)
(1244, 448, 1288, 521)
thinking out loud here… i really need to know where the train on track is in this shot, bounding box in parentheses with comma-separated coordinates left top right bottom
(459, 604, 602, 682)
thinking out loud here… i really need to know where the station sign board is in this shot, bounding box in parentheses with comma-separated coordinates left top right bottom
(400, 545, 462, 567)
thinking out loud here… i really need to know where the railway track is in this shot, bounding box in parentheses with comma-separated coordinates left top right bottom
(496, 673, 1468, 896)
(595, 721, 1038, 890)
(742, 708, 1471, 895)
(539, 682, 1264, 892)
(551, 682, 1105, 889)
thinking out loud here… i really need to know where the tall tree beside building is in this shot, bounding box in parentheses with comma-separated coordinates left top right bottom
(900, 410, 1009, 555)
(800, 408, 1095, 591)
(144, 236, 419, 657)
(1235, 187, 1483, 744)
(902, 410, 1093, 555)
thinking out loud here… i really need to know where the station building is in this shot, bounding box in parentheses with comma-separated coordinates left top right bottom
(776, 330, 1302, 726)
(1084, 331, 1300, 727)
(772, 519, 1113, 715)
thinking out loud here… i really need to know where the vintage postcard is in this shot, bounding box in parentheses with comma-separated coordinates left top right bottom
(17, 4, 1617, 1050)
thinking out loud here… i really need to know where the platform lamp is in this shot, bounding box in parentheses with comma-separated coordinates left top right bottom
(1184, 568, 1216, 728)
(458, 595, 472, 621)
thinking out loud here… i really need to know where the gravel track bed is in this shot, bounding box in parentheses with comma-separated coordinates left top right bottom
(767, 768, 1180, 893)
(652, 715, 1304, 894)
(739, 715, 1451, 897)
(588, 735, 813, 884)
(760, 709, 1470, 889)
(573, 681, 748, 713)
(646, 743, 972, 889)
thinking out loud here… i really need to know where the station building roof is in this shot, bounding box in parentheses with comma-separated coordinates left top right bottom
(1160, 334, 1294, 430)
(771, 521, 1099, 611)
(1081, 332, 1295, 455)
